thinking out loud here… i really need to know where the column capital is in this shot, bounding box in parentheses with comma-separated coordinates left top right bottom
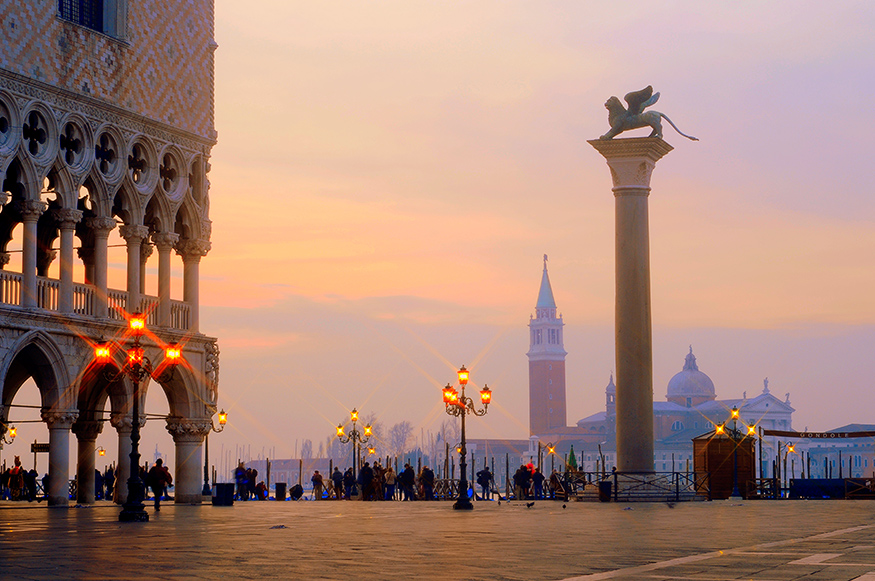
(71, 420, 103, 440)
(41, 409, 79, 429)
(175, 238, 211, 260)
(15, 200, 47, 221)
(151, 231, 179, 251)
(588, 137, 673, 192)
(118, 224, 150, 243)
(110, 412, 133, 432)
(141, 243, 154, 261)
(52, 208, 83, 228)
(0, 253, 10, 268)
(166, 418, 212, 443)
(86, 216, 117, 235)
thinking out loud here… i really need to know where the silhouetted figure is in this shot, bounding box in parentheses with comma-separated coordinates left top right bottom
(146, 459, 172, 511)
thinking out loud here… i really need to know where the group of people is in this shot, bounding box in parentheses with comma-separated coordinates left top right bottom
(512, 464, 562, 500)
(234, 461, 267, 500)
(309, 462, 443, 501)
(0, 456, 44, 501)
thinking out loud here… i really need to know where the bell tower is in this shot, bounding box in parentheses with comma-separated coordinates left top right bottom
(527, 255, 567, 435)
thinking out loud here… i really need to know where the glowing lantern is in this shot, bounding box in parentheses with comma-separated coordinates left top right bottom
(479, 384, 492, 406)
(165, 344, 182, 361)
(95, 345, 111, 360)
(336, 425, 345, 438)
(443, 384, 456, 404)
(730, 407, 740, 420)
(129, 313, 146, 334)
(364, 425, 372, 437)
(350, 408, 358, 423)
(747, 424, 756, 436)
(715, 424, 725, 435)
(127, 346, 145, 365)
(9, 425, 16, 439)
(218, 409, 228, 427)
(457, 365, 469, 386)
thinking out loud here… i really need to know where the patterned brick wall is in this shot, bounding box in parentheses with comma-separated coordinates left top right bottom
(0, 0, 215, 140)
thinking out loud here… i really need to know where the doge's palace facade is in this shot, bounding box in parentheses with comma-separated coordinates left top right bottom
(0, 0, 220, 505)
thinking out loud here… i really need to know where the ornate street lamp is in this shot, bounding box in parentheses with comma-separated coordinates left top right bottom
(202, 409, 228, 496)
(336, 408, 371, 484)
(546, 442, 556, 474)
(0, 422, 16, 445)
(94, 313, 182, 523)
(442, 365, 492, 510)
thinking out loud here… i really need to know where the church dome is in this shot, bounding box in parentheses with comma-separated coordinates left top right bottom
(666, 348, 715, 399)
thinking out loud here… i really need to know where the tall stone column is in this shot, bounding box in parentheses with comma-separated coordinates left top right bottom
(54, 209, 83, 313)
(152, 232, 178, 327)
(17, 200, 47, 308)
(119, 225, 149, 314)
(72, 420, 102, 504)
(110, 413, 132, 504)
(589, 137, 673, 473)
(86, 217, 116, 317)
(139, 243, 153, 296)
(167, 418, 211, 504)
(42, 409, 79, 506)
(176, 239, 210, 333)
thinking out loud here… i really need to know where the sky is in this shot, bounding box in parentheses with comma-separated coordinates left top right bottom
(10, 1, 874, 475)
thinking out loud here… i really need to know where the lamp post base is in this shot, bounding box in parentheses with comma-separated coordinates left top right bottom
(453, 497, 473, 510)
(119, 505, 150, 522)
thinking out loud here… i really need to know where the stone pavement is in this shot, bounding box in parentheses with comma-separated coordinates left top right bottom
(1, 498, 874, 580)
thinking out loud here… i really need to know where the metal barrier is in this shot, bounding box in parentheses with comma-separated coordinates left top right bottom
(608, 471, 710, 502)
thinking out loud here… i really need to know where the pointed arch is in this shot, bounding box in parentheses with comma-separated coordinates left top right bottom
(0, 330, 73, 411)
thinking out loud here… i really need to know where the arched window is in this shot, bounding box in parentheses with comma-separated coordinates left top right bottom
(671, 420, 684, 432)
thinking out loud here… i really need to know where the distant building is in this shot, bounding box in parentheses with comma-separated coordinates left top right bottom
(526, 260, 796, 474)
(527, 256, 567, 435)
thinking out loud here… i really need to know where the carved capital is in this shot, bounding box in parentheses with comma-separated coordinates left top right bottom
(41, 409, 79, 429)
(165, 418, 212, 443)
(15, 200, 47, 221)
(85, 216, 117, 235)
(71, 420, 103, 440)
(52, 208, 83, 229)
(140, 243, 154, 261)
(175, 238, 211, 260)
(151, 231, 179, 251)
(118, 224, 150, 244)
(588, 137, 673, 192)
(110, 413, 131, 432)
(0, 253, 10, 268)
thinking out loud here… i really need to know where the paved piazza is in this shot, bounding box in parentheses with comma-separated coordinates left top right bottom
(1, 499, 875, 580)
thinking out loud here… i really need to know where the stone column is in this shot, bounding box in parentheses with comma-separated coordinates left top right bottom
(139, 243, 153, 296)
(176, 239, 210, 333)
(86, 217, 116, 317)
(119, 225, 149, 314)
(589, 137, 673, 473)
(42, 409, 79, 506)
(54, 209, 83, 314)
(166, 418, 211, 504)
(72, 420, 102, 504)
(17, 200, 47, 308)
(110, 413, 132, 504)
(152, 232, 179, 327)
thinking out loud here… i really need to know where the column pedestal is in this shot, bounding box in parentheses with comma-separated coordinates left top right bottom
(589, 137, 672, 473)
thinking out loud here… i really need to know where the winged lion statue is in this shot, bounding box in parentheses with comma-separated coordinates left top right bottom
(599, 86, 698, 141)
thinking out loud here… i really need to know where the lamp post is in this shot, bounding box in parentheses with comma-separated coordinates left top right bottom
(730, 406, 741, 498)
(442, 365, 492, 510)
(95, 313, 182, 523)
(202, 409, 228, 496)
(546, 442, 556, 475)
(336, 408, 371, 484)
(0, 422, 15, 469)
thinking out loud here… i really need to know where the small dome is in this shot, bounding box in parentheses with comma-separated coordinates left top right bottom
(667, 348, 715, 399)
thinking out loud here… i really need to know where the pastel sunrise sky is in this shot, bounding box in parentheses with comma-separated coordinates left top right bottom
(131, 1, 875, 464)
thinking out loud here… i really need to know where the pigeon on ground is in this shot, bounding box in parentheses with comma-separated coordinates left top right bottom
(666, 501, 676, 509)
(562, 504, 567, 509)
(269, 524, 287, 529)
(526, 502, 535, 508)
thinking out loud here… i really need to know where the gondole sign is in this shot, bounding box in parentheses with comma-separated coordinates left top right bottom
(762, 430, 875, 439)
(31, 443, 50, 453)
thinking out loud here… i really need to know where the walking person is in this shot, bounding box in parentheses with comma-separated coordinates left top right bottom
(331, 467, 343, 500)
(146, 459, 172, 511)
(311, 470, 324, 500)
